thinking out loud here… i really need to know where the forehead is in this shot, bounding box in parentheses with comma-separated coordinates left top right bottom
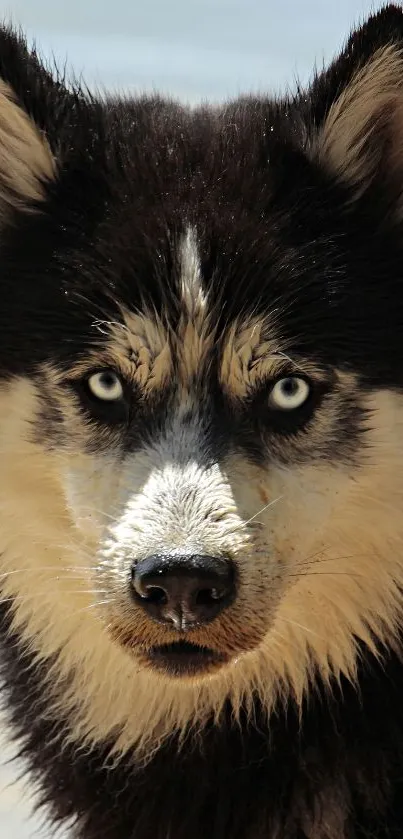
(75, 106, 356, 375)
(86, 101, 331, 322)
(1, 98, 399, 387)
(86, 226, 322, 401)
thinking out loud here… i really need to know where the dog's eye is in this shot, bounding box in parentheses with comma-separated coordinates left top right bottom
(76, 369, 129, 426)
(87, 370, 124, 402)
(268, 376, 310, 411)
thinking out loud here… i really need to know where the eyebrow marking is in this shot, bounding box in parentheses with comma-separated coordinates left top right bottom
(220, 318, 321, 398)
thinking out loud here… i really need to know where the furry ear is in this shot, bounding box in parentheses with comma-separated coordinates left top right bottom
(0, 27, 62, 216)
(0, 79, 55, 214)
(308, 5, 403, 207)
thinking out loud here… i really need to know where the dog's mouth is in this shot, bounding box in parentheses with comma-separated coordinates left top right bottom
(144, 640, 229, 677)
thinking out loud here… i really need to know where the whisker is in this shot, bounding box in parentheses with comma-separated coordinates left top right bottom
(287, 571, 365, 579)
(243, 496, 284, 528)
(0, 567, 97, 583)
(71, 599, 115, 617)
(0, 589, 111, 604)
(277, 616, 327, 640)
(298, 550, 370, 569)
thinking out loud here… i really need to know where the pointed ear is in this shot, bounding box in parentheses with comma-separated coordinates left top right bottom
(0, 27, 62, 217)
(307, 5, 403, 209)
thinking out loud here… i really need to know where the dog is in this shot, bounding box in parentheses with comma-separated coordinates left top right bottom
(1, 4, 403, 837)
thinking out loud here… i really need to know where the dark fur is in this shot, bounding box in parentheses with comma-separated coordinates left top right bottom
(2, 602, 403, 839)
(2, 5, 403, 838)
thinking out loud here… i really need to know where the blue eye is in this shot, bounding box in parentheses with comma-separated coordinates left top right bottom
(87, 370, 124, 402)
(269, 377, 310, 411)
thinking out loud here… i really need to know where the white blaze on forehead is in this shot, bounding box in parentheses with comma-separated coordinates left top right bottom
(179, 225, 207, 321)
(177, 225, 213, 384)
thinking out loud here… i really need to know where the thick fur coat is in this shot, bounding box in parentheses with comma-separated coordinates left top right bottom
(1, 5, 403, 838)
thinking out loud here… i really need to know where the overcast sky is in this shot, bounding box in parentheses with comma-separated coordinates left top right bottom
(2, 0, 383, 101)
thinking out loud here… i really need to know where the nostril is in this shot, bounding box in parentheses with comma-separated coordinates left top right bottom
(142, 586, 168, 606)
(131, 566, 169, 606)
(195, 586, 227, 606)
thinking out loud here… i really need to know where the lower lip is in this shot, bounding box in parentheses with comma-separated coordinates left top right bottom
(144, 641, 229, 677)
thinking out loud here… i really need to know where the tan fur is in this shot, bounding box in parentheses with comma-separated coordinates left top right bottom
(86, 305, 212, 400)
(313, 45, 403, 197)
(55, 308, 173, 403)
(220, 316, 325, 399)
(1, 365, 403, 761)
(0, 80, 55, 213)
(98, 309, 173, 394)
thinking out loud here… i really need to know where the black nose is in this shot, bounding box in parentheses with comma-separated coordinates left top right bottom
(131, 554, 236, 630)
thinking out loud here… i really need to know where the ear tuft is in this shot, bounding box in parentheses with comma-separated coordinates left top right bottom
(310, 44, 403, 201)
(0, 79, 55, 216)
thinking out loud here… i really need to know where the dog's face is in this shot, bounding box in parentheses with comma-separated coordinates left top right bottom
(1, 6, 403, 754)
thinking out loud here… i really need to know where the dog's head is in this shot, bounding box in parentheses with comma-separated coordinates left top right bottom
(1, 6, 403, 753)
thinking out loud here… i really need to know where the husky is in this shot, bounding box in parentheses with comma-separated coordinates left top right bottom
(1, 5, 403, 838)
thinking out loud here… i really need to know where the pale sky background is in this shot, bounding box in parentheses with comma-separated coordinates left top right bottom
(0, 0, 388, 836)
(2, 0, 383, 101)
